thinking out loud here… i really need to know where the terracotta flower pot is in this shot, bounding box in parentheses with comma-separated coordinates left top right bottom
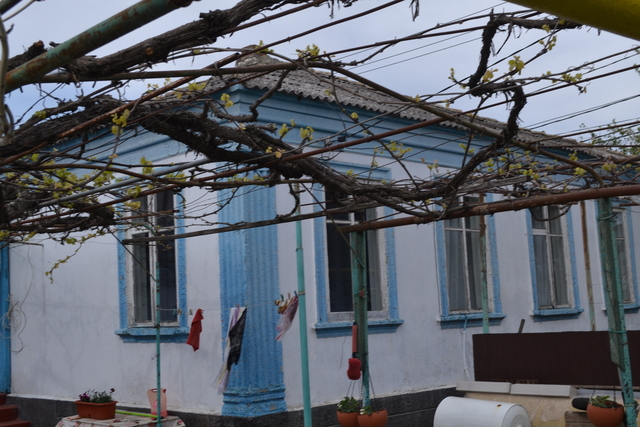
(75, 401, 118, 420)
(336, 410, 360, 427)
(586, 402, 625, 427)
(357, 409, 388, 427)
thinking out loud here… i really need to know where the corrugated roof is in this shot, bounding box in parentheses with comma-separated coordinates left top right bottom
(202, 54, 622, 160)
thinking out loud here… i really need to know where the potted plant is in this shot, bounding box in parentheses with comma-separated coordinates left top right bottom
(75, 388, 117, 420)
(586, 395, 625, 427)
(357, 405, 388, 427)
(336, 396, 361, 427)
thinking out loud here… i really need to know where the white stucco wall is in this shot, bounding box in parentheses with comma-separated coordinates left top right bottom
(8, 178, 640, 415)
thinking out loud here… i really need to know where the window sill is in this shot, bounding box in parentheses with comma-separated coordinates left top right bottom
(438, 312, 505, 329)
(115, 327, 189, 343)
(532, 307, 584, 321)
(602, 303, 640, 314)
(314, 318, 404, 338)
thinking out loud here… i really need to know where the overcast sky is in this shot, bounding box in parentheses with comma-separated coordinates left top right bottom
(5, 0, 640, 140)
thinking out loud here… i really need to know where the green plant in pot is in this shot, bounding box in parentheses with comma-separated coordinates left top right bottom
(78, 389, 116, 404)
(586, 395, 625, 427)
(336, 397, 361, 427)
(75, 388, 117, 420)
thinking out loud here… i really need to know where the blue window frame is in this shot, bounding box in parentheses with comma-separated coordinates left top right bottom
(598, 202, 640, 311)
(313, 162, 402, 337)
(116, 191, 188, 342)
(435, 194, 504, 328)
(527, 205, 582, 321)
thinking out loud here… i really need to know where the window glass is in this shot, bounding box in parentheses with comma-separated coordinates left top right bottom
(132, 233, 151, 322)
(444, 195, 484, 312)
(129, 191, 178, 324)
(531, 206, 545, 230)
(530, 205, 570, 309)
(613, 210, 633, 303)
(533, 234, 551, 307)
(550, 235, 569, 305)
(325, 190, 383, 315)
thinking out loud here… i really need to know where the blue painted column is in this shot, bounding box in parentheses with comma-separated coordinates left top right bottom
(0, 246, 10, 392)
(219, 184, 286, 416)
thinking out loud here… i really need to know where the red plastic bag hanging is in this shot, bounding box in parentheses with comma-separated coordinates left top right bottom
(347, 322, 361, 380)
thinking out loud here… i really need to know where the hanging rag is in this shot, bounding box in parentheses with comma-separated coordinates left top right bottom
(186, 309, 204, 351)
(226, 308, 247, 366)
(276, 295, 298, 341)
(215, 307, 247, 393)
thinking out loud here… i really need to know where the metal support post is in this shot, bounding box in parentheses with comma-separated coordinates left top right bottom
(597, 198, 636, 427)
(155, 260, 162, 427)
(295, 194, 312, 427)
(479, 199, 489, 334)
(351, 232, 370, 406)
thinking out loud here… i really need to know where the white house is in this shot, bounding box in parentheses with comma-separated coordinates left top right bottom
(3, 54, 639, 427)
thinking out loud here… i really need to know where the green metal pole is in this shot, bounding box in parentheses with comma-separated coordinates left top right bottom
(479, 202, 489, 334)
(351, 232, 370, 407)
(5, 0, 193, 92)
(580, 201, 597, 331)
(140, 223, 163, 427)
(155, 260, 162, 427)
(295, 196, 312, 427)
(597, 198, 636, 427)
(137, 223, 163, 425)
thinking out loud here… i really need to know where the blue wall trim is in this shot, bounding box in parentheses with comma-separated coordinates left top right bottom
(0, 246, 10, 392)
(115, 193, 188, 342)
(116, 327, 190, 343)
(176, 193, 188, 329)
(314, 319, 404, 338)
(311, 162, 402, 336)
(487, 196, 503, 314)
(435, 219, 448, 317)
(227, 86, 496, 171)
(567, 210, 582, 312)
(439, 313, 506, 330)
(219, 183, 286, 416)
(624, 206, 640, 307)
(532, 307, 584, 321)
(436, 194, 504, 328)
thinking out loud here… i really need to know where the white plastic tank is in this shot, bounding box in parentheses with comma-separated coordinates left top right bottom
(434, 397, 531, 427)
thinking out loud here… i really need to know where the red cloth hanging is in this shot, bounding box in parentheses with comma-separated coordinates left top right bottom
(186, 309, 204, 351)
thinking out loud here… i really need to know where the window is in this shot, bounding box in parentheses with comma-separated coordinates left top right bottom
(116, 191, 188, 342)
(527, 205, 582, 320)
(435, 194, 504, 328)
(312, 163, 402, 337)
(130, 192, 178, 324)
(612, 208, 637, 305)
(443, 196, 484, 312)
(530, 206, 570, 308)
(325, 191, 383, 314)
